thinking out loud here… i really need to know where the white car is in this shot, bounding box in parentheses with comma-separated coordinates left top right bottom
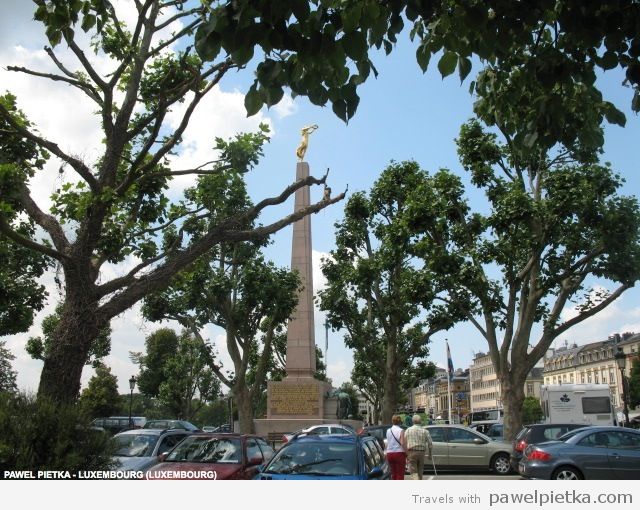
(282, 424, 355, 443)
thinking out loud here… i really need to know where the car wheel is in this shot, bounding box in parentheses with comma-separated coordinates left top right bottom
(552, 466, 582, 480)
(491, 453, 511, 475)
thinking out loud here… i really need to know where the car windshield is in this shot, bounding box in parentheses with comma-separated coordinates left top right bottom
(264, 442, 357, 476)
(114, 434, 158, 457)
(165, 436, 241, 464)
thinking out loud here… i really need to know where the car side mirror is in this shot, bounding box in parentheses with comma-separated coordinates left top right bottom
(157, 452, 168, 462)
(473, 438, 485, 445)
(248, 456, 263, 466)
(367, 466, 384, 479)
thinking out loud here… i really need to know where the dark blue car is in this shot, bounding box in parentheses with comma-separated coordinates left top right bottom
(255, 434, 390, 480)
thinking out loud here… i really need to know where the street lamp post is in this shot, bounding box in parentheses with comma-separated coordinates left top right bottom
(615, 348, 630, 427)
(128, 375, 136, 428)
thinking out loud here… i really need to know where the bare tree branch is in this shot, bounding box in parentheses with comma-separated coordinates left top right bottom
(17, 184, 71, 254)
(7, 65, 103, 105)
(65, 39, 108, 91)
(0, 216, 68, 262)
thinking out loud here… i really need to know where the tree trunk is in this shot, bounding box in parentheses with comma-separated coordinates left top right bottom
(381, 340, 398, 423)
(501, 372, 526, 441)
(38, 298, 104, 403)
(235, 384, 254, 433)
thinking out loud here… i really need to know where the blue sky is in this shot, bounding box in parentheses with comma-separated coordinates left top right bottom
(2, 1, 639, 394)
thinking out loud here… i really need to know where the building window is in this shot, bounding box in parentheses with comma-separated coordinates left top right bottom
(526, 383, 534, 396)
(580, 372, 585, 383)
(570, 373, 574, 383)
(594, 372, 599, 384)
(587, 372, 592, 383)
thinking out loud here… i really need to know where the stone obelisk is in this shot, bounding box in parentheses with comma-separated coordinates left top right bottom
(284, 159, 317, 378)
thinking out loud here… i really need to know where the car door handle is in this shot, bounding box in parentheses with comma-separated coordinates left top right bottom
(611, 453, 620, 459)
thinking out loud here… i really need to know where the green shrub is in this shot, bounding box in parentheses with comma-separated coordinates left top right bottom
(0, 392, 117, 471)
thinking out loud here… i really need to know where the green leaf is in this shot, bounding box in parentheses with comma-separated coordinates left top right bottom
(194, 24, 221, 62)
(438, 51, 458, 78)
(332, 99, 348, 122)
(81, 14, 96, 32)
(244, 86, 263, 117)
(341, 5, 362, 33)
(458, 56, 472, 82)
(231, 46, 254, 66)
(632, 91, 640, 113)
(600, 50, 618, 70)
(341, 31, 367, 60)
(416, 44, 430, 73)
(604, 104, 626, 127)
(264, 86, 284, 107)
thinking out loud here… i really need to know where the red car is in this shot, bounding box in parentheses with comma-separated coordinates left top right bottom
(145, 433, 275, 480)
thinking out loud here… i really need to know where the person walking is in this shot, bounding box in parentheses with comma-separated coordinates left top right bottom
(404, 414, 433, 480)
(385, 415, 406, 480)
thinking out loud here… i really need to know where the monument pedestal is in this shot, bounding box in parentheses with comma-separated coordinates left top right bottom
(253, 378, 362, 438)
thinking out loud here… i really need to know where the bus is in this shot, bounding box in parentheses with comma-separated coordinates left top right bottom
(468, 408, 504, 423)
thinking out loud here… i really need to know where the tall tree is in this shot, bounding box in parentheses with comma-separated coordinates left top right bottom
(156, 330, 221, 420)
(318, 162, 463, 423)
(78, 363, 120, 419)
(132, 328, 220, 420)
(405, 99, 640, 440)
(1, 3, 343, 403)
(130, 328, 179, 399)
(143, 236, 300, 432)
(0, 339, 18, 394)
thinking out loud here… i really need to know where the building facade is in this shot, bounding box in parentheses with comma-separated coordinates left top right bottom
(543, 333, 639, 410)
(469, 352, 543, 412)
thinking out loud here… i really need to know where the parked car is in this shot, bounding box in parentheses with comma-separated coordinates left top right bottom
(485, 423, 504, 440)
(518, 426, 640, 480)
(469, 420, 501, 435)
(357, 424, 406, 449)
(255, 434, 390, 479)
(423, 424, 513, 475)
(282, 423, 356, 443)
(112, 428, 192, 472)
(510, 423, 591, 471)
(143, 419, 200, 431)
(358, 425, 391, 449)
(91, 416, 146, 435)
(145, 433, 274, 480)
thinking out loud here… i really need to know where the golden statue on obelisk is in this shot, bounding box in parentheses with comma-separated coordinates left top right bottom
(296, 124, 318, 161)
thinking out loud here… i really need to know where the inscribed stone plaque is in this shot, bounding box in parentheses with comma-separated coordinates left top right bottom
(270, 384, 320, 416)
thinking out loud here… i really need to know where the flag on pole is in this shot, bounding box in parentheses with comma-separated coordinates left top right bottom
(446, 341, 454, 381)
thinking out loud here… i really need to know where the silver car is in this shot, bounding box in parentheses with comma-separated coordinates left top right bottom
(423, 424, 512, 475)
(518, 426, 640, 480)
(112, 428, 191, 472)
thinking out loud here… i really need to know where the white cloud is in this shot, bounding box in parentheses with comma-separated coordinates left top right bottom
(326, 359, 351, 387)
(272, 94, 297, 119)
(557, 289, 640, 347)
(312, 249, 330, 293)
(163, 87, 274, 193)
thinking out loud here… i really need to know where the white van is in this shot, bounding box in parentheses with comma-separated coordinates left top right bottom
(540, 384, 616, 426)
